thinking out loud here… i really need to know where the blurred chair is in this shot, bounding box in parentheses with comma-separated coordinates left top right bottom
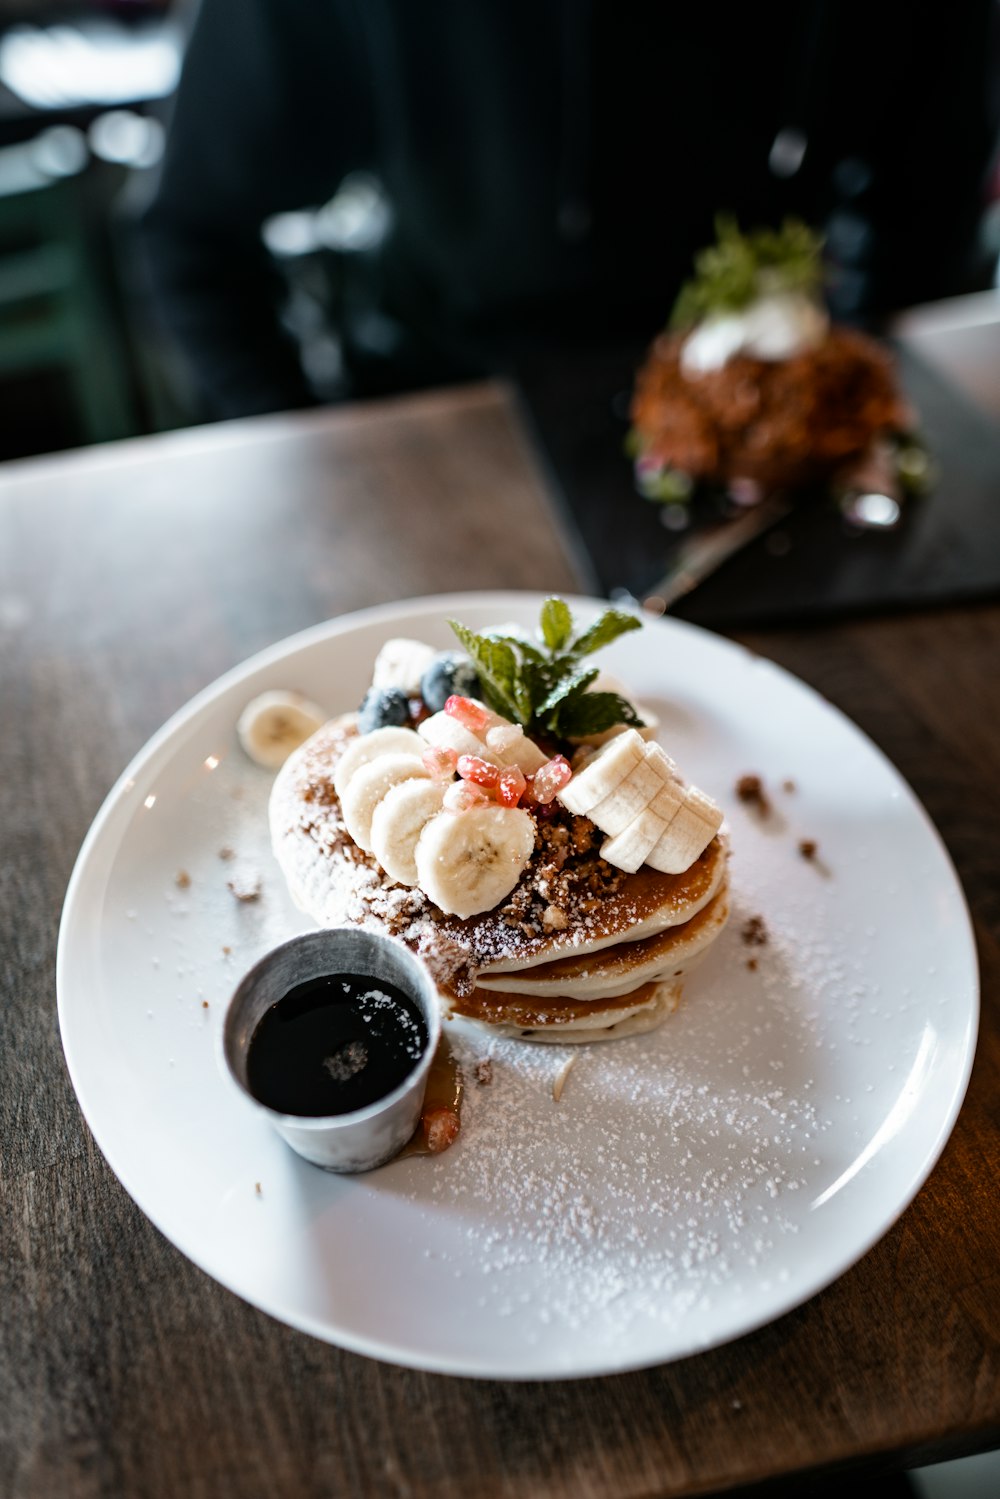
(0, 124, 135, 445)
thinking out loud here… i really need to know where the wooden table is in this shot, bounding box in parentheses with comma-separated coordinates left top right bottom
(1, 383, 997, 1498)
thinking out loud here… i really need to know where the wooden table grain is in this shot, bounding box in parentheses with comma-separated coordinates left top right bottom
(1, 382, 997, 1499)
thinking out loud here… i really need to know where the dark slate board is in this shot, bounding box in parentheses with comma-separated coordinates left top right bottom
(513, 340, 1000, 628)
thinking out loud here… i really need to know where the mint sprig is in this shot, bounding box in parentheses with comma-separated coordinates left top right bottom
(448, 599, 643, 741)
(671, 215, 824, 331)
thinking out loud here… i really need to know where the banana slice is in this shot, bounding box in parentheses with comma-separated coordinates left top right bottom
(600, 808, 669, 874)
(370, 779, 447, 886)
(556, 729, 646, 816)
(420, 703, 549, 778)
(585, 747, 659, 836)
(237, 690, 328, 769)
(417, 709, 492, 762)
(415, 804, 536, 919)
(560, 731, 720, 875)
(587, 741, 683, 836)
(332, 725, 425, 800)
(647, 787, 724, 874)
(340, 754, 430, 852)
(649, 770, 686, 824)
(371, 637, 437, 696)
(483, 723, 549, 775)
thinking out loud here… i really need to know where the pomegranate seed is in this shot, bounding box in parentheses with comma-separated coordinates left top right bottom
(444, 694, 490, 732)
(530, 755, 572, 806)
(457, 754, 499, 788)
(443, 780, 490, 813)
(422, 745, 458, 781)
(497, 765, 527, 807)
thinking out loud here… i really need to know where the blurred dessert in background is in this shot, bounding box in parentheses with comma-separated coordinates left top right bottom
(629, 219, 929, 520)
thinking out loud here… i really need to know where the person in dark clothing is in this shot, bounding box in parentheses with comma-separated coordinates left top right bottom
(140, 0, 998, 421)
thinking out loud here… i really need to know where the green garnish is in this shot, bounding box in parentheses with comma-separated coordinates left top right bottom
(671, 215, 824, 331)
(448, 599, 644, 741)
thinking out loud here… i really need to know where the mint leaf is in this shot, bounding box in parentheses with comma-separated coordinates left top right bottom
(558, 692, 644, 738)
(537, 665, 599, 718)
(481, 630, 546, 666)
(570, 609, 642, 659)
(671, 216, 824, 330)
(540, 597, 573, 653)
(447, 619, 521, 721)
(446, 598, 645, 742)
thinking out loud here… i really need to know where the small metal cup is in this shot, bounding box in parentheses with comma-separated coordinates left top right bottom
(222, 928, 441, 1173)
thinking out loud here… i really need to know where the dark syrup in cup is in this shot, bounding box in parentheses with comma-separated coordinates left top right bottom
(246, 972, 429, 1117)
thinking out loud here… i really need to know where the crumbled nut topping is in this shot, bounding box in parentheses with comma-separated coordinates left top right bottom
(498, 808, 624, 937)
(474, 1058, 493, 1086)
(741, 915, 768, 947)
(736, 774, 771, 814)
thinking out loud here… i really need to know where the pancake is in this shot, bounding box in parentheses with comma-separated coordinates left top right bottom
(476, 886, 729, 999)
(269, 714, 730, 1040)
(450, 978, 685, 1043)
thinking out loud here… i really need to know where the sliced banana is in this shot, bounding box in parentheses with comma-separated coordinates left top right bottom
(419, 703, 550, 778)
(600, 808, 669, 874)
(370, 779, 447, 886)
(648, 769, 686, 824)
(417, 709, 491, 762)
(333, 725, 425, 800)
(237, 689, 328, 769)
(340, 753, 430, 852)
(483, 722, 549, 775)
(647, 787, 724, 874)
(415, 804, 536, 919)
(371, 637, 437, 696)
(586, 749, 662, 837)
(558, 729, 721, 875)
(556, 729, 646, 816)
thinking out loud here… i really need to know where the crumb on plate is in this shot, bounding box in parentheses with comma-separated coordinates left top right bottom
(741, 915, 768, 947)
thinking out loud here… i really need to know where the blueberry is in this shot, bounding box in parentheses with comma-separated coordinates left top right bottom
(420, 653, 481, 713)
(357, 686, 410, 734)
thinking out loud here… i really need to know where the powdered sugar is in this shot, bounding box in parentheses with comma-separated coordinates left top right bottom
(370, 869, 837, 1350)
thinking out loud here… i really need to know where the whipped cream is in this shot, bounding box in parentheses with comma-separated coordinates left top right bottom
(680, 289, 828, 375)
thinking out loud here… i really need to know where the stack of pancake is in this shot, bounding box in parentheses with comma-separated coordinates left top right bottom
(269, 716, 729, 1043)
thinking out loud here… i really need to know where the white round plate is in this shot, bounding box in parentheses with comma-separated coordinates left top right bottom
(58, 593, 978, 1379)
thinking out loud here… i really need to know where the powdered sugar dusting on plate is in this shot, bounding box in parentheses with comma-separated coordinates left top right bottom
(379, 867, 843, 1352)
